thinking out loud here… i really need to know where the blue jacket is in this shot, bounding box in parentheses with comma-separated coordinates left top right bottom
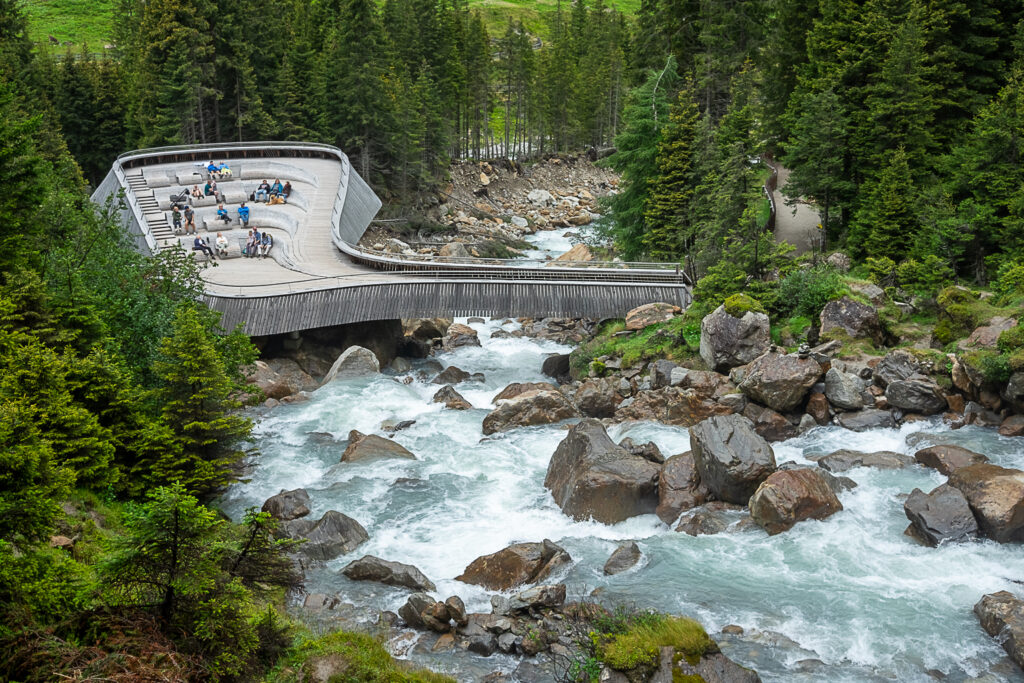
(217, 207, 228, 217)
(207, 163, 218, 172)
(238, 206, 250, 220)
(261, 233, 272, 246)
(271, 182, 283, 193)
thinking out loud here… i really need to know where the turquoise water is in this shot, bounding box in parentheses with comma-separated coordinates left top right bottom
(221, 318, 1024, 682)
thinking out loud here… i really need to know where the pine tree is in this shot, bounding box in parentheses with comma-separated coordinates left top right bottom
(326, 0, 394, 181)
(782, 87, 853, 242)
(642, 83, 700, 260)
(851, 147, 919, 259)
(600, 56, 679, 259)
(149, 306, 252, 497)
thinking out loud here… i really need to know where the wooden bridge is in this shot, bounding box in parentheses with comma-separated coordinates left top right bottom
(92, 142, 692, 336)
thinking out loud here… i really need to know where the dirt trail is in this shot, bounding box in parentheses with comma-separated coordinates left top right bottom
(773, 166, 822, 255)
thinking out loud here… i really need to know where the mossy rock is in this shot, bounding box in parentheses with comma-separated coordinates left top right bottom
(962, 349, 1012, 385)
(723, 294, 766, 319)
(999, 324, 1024, 353)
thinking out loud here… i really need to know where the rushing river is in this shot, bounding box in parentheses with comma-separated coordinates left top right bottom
(221, 319, 1024, 682)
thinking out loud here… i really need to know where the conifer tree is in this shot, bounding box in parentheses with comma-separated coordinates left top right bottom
(149, 306, 252, 497)
(850, 147, 919, 259)
(601, 56, 679, 259)
(782, 87, 852, 242)
(643, 83, 700, 260)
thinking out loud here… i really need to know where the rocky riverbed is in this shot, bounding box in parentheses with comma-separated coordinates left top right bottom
(230, 313, 1024, 682)
(361, 155, 616, 263)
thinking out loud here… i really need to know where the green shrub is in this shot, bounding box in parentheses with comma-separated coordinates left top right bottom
(994, 261, 1024, 298)
(598, 616, 713, 673)
(896, 255, 955, 296)
(773, 266, 847, 319)
(998, 324, 1024, 353)
(865, 256, 897, 287)
(963, 350, 1012, 384)
(723, 293, 766, 318)
(268, 631, 454, 683)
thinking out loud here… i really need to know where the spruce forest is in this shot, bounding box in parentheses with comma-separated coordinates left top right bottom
(3, 0, 1024, 679)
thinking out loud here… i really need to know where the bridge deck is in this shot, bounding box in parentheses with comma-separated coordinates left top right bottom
(94, 142, 692, 336)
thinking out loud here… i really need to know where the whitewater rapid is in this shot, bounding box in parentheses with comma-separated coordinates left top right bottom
(221, 318, 1024, 682)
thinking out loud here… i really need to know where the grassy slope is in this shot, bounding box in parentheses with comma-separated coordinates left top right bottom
(24, 0, 638, 51)
(24, 0, 116, 51)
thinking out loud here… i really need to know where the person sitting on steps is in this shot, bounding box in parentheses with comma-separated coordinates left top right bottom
(172, 206, 182, 233)
(215, 232, 229, 258)
(247, 230, 262, 258)
(190, 184, 203, 200)
(255, 180, 270, 202)
(183, 206, 196, 234)
(193, 235, 216, 259)
(237, 202, 250, 226)
(270, 179, 284, 198)
(260, 231, 273, 258)
(216, 203, 231, 224)
(244, 229, 256, 257)
(217, 162, 232, 179)
(282, 181, 292, 202)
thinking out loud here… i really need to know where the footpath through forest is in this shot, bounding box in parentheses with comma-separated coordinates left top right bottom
(773, 165, 821, 255)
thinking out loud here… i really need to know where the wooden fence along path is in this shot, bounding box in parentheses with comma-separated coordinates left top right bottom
(92, 142, 692, 336)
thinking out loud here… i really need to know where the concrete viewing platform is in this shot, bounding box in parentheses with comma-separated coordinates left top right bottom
(93, 142, 692, 336)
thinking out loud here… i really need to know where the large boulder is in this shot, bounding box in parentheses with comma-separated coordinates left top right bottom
(574, 379, 620, 418)
(885, 376, 947, 415)
(432, 385, 472, 410)
(247, 359, 318, 399)
(948, 464, 1024, 543)
(960, 316, 1017, 350)
(656, 452, 709, 524)
(670, 368, 736, 399)
(341, 430, 417, 462)
(403, 317, 452, 340)
(738, 352, 822, 413)
(322, 345, 380, 383)
(650, 359, 678, 389)
(544, 420, 660, 523)
(690, 415, 776, 505)
(699, 304, 771, 372)
(975, 592, 1024, 669)
(492, 382, 559, 403)
(541, 354, 571, 381)
(675, 502, 746, 536)
(551, 243, 594, 264)
(442, 323, 481, 350)
(872, 350, 921, 388)
(342, 555, 436, 591)
(625, 302, 680, 331)
(814, 449, 914, 472)
(913, 445, 989, 476)
(398, 592, 438, 629)
(439, 241, 471, 258)
(262, 488, 311, 521)
(836, 409, 895, 431)
(283, 510, 369, 561)
(819, 296, 883, 344)
(903, 484, 978, 547)
(742, 403, 800, 443)
(603, 542, 642, 575)
(614, 387, 733, 426)
(456, 539, 571, 591)
(823, 368, 865, 411)
(749, 468, 843, 535)
(498, 584, 567, 614)
(432, 365, 471, 384)
(482, 390, 579, 435)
